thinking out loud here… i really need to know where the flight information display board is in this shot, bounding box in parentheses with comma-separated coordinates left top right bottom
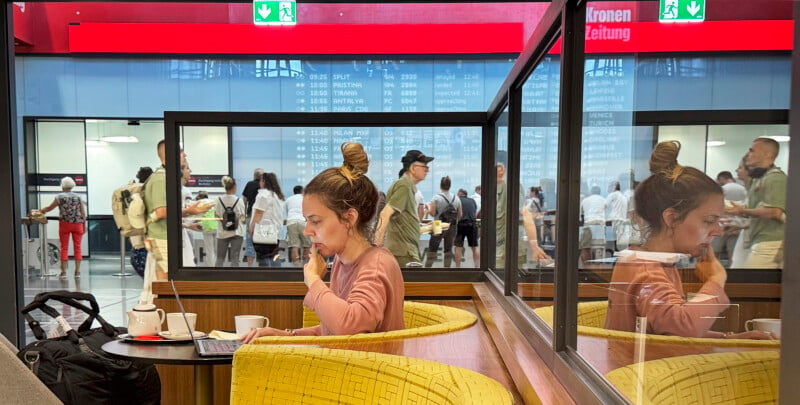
(229, 56, 636, 201)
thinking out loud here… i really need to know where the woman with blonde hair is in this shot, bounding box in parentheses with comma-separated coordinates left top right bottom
(243, 142, 404, 340)
(604, 141, 774, 340)
(37, 176, 86, 278)
(215, 176, 246, 266)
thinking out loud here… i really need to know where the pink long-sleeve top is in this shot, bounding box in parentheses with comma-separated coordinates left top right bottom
(604, 254, 730, 338)
(295, 246, 405, 336)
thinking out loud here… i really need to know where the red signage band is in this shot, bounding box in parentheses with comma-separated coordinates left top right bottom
(67, 20, 792, 55)
(68, 23, 524, 55)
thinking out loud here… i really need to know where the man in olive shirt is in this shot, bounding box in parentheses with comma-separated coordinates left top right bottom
(727, 137, 786, 268)
(375, 150, 434, 266)
(143, 142, 209, 283)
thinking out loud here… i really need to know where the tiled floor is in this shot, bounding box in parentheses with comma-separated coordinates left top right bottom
(20, 243, 480, 345)
(22, 254, 144, 345)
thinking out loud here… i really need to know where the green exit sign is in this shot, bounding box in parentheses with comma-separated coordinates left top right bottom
(254, 0, 296, 25)
(659, 0, 705, 22)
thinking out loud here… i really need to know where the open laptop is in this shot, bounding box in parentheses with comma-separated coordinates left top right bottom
(170, 279, 242, 357)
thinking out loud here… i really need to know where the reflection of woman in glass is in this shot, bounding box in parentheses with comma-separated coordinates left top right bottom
(242, 142, 404, 341)
(604, 141, 774, 339)
(37, 176, 86, 278)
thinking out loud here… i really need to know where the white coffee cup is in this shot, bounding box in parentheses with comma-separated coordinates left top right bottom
(166, 312, 197, 336)
(745, 318, 781, 338)
(235, 315, 269, 337)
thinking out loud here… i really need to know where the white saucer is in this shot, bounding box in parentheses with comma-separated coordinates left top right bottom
(158, 331, 206, 341)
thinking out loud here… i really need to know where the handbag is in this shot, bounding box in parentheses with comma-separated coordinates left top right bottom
(18, 291, 161, 404)
(253, 219, 279, 245)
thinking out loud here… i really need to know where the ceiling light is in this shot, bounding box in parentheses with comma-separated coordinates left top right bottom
(765, 135, 790, 143)
(706, 140, 726, 147)
(102, 136, 139, 143)
(85, 139, 108, 146)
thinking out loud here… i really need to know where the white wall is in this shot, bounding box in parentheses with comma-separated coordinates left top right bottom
(85, 120, 165, 215)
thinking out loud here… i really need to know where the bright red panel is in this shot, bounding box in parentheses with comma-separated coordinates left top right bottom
(68, 23, 524, 54)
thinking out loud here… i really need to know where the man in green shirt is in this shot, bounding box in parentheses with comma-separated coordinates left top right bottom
(375, 150, 434, 266)
(727, 137, 786, 268)
(142, 141, 208, 296)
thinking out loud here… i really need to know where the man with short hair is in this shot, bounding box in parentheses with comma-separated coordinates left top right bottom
(241, 168, 263, 266)
(284, 185, 311, 266)
(140, 141, 207, 303)
(470, 185, 482, 216)
(375, 150, 434, 267)
(714, 170, 748, 262)
(454, 188, 479, 268)
(425, 176, 461, 268)
(580, 185, 607, 261)
(717, 170, 747, 202)
(727, 138, 786, 268)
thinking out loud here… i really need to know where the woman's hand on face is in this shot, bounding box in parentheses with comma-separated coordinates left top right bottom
(728, 330, 778, 340)
(303, 246, 328, 288)
(694, 248, 727, 286)
(240, 326, 287, 343)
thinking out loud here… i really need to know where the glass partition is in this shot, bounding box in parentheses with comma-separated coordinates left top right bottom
(177, 121, 484, 271)
(492, 107, 509, 280)
(575, 1, 787, 400)
(516, 39, 562, 324)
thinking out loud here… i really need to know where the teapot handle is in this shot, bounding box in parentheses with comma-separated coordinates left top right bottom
(157, 308, 166, 324)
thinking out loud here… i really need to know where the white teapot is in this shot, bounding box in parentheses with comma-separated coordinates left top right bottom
(127, 303, 166, 336)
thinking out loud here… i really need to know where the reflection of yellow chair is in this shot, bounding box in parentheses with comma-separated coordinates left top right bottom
(533, 301, 779, 348)
(231, 345, 513, 404)
(605, 351, 779, 405)
(253, 301, 477, 344)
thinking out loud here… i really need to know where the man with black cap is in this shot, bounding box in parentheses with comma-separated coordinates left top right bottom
(375, 150, 434, 266)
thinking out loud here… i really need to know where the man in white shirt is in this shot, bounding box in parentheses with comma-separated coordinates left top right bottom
(283, 185, 311, 266)
(717, 171, 747, 202)
(580, 185, 607, 261)
(470, 185, 482, 217)
(605, 181, 628, 251)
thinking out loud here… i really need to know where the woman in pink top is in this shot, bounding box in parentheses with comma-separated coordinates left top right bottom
(604, 141, 774, 340)
(243, 142, 405, 342)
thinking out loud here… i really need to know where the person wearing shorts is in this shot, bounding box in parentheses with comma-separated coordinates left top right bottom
(284, 185, 312, 266)
(454, 189, 479, 268)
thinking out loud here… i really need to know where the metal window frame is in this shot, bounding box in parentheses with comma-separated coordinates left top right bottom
(164, 111, 490, 281)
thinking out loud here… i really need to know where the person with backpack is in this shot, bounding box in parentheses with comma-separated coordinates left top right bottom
(424, 176, 461, 268)
(215, 176, 246, 267)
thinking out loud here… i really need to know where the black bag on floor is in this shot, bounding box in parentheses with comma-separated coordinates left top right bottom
(18, 291, 161, 405)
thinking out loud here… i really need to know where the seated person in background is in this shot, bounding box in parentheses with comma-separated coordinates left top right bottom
(243, 142, 405, 341)
(604, 141, 775, 340)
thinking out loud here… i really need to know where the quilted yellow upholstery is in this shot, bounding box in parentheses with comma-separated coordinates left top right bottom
(605, 351, 779, 405)
(253, 301, 477, 344)
(534, 301, 780, 348)
(230, 345, 514, 404)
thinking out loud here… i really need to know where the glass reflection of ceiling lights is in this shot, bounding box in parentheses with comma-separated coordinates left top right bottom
(706, 140, 726, 147)
(102, 135, 139, 143)
(765, 135, 790, 143)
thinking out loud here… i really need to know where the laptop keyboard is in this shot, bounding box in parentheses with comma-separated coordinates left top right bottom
(200, 339, 241, 354)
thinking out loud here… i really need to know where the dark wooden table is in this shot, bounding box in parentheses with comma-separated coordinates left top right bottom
(102, 339, 232, 405)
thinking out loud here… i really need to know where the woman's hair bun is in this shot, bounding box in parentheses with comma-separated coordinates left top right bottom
(339, 142, 369, 182)
(649, 140, 683, 178)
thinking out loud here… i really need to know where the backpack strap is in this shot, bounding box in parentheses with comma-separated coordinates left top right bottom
(219, 196, 228, 209)
(439, 193, 455, 208)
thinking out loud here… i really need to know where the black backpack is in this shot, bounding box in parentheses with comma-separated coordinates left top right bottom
(438, 194, 458, 224)
(18, 291, 161, 405)
(220, 197, 239, 231)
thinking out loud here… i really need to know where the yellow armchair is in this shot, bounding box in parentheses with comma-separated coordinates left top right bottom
(231, 345, 513, 404)
(253, 301, 477, 344)
(605, 350, 779, 405)
(534, 301, 779, 348)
